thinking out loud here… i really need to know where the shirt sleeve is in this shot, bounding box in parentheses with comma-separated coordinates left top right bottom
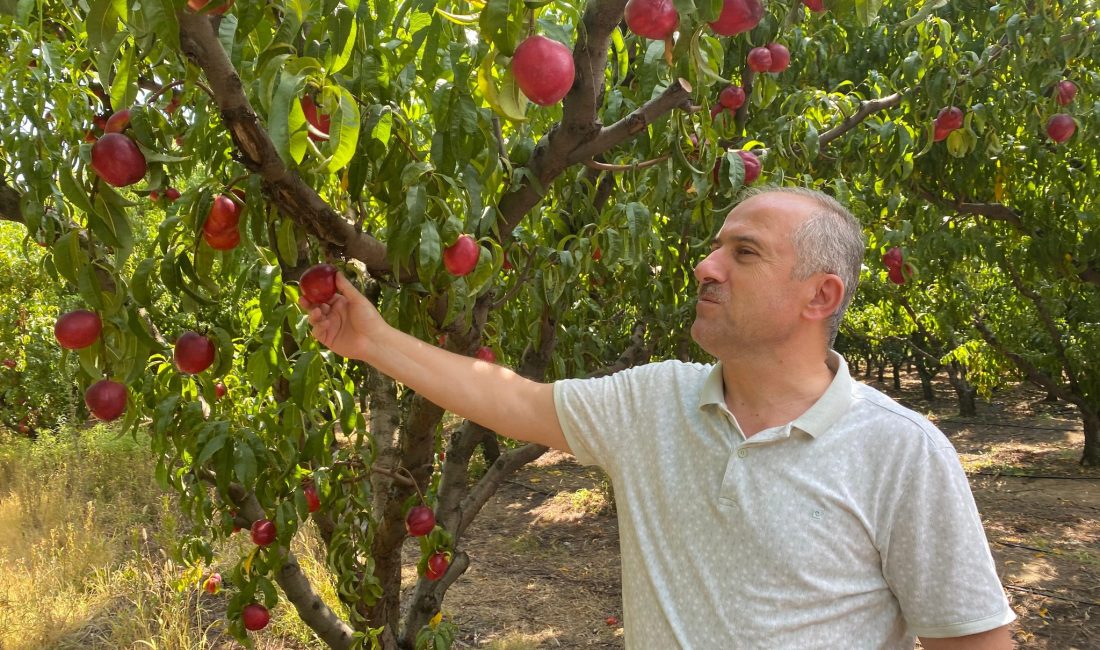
(881, 445, 1017, 638)
(553, 363, 666, 472)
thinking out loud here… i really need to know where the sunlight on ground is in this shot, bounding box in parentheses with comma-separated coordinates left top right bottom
(485, 628, 561, 649)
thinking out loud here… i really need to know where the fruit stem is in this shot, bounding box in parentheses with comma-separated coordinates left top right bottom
(395, 466, 427, 505)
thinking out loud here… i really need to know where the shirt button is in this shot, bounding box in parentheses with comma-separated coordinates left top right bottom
(737, 449, 748, 458)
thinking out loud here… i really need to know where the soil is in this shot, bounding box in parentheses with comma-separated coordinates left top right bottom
(436, 373, 1100, 649)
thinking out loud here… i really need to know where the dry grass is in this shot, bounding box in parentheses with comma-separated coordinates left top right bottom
(0, 426, 338, 650)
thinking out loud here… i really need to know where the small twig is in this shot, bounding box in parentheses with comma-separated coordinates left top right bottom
(371, 465, 417, 488)
(1005, 584, 1100, 608)
(582, 154, 670, 172)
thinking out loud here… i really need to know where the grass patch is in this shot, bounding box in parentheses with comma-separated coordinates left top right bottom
(0, 425, 341, 649)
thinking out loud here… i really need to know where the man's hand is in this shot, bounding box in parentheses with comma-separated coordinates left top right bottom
(298, 273, 380, 362)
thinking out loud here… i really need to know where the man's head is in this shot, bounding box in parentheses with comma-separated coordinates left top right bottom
(691, 186, 864, 358)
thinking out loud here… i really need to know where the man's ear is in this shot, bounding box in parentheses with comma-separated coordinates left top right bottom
(803, 274, 845, 323)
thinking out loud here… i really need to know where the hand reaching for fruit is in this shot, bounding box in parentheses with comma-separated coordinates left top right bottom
(299, 271, 382, 362)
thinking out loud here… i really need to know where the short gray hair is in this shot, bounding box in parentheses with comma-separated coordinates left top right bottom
(742, 185, 865, 345)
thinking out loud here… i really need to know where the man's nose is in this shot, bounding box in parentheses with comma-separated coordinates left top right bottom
(694, 250, 723, 284)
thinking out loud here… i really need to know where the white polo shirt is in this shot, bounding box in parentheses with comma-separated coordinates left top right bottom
(553, 353, 1015, 649)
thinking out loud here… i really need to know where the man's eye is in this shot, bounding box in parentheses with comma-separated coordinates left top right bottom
(738, 249, 755, 255)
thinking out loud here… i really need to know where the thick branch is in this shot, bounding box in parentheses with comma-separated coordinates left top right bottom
(0, 180, 21, 222)
(817, 92, 903, 152)
(972, 317, 1074, 404)
(1000, 260, 1080, 393)
(175, 12, 393, 277)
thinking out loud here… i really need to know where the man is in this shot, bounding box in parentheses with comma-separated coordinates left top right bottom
(301, 187, 1016, 649)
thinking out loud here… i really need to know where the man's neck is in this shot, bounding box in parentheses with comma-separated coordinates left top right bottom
(718, 348, 837, 437)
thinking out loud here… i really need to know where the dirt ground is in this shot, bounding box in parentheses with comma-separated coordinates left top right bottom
(436, 373, 1100, 649)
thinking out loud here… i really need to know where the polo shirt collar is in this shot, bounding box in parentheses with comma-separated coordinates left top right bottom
(697, 350, 855, 438)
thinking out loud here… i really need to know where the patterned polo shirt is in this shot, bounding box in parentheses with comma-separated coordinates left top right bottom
(553, 352, 1015, 648)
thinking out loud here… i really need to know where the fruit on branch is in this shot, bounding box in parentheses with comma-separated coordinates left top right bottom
(405, 505, 436, 536)
(882, 247, 903, 270)
(766, 43, 790, 72)
(104, 109, 131, 133)
(241, 603, 270, 631)
(304, 484, 320, 513)
(475, 346, 497, 363)
(708, 0, 764, 36)
(204, 194, 240, 233)
(90, 133, 147, 187)
(174, 331, 216, 375)
(187, 0, 233, 14)
(300, 95, 330, 142)
(165, 187, 181, 201)
(1054, 80, 1077, 106)
(623, 0, 679, 40)
(250, 519, 276, 546)
(747, 47, 772, 73)
(55, 309, 102, 349)
(165, 92, 181, 116)
(803, 0, 825, 12)
(718, 85, 746, 110)
(215, 382, 227, 399)
(85, 379, 127, 421)
(1046, 114, 1076, 143)
(425, 551, 450, 581)
(511, 35, 576, 106)
(202, 194, 241, 251)
(933, 106, 964, 142)
(299, 263, 338, 303)
(737, 150, 761, 184)
(203, 573, 222, 594)
(592, 247, 602, 262)
(443, 235, 480, 277)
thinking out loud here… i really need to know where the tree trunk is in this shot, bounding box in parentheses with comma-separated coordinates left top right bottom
(915, 362, 935, 401)
(1044, 390, 1059, 403)
(1081, 407, 1100, 467)
(877, 361, 885, 382)
(891, 362, 901, 390)
(945, 361, 977, 417)
(864, 357, 873, 379)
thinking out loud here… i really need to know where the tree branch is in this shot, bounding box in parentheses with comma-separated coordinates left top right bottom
(817, 92, 904, 152)
(999, 259, 1080, 393)
(175, 12, 395, 278)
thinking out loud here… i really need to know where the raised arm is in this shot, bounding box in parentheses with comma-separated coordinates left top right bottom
(300, 273, 569, 452)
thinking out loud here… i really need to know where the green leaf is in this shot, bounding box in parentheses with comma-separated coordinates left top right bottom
(51, 231, 84, 287)
(418, 217, 440, 276)
(326, 8, 358, 74)
(436, 7, 478, 24)
(197, 433, 228, 466)
(59, 169, 94, 216)
(142, 0, 181, 50)
(289, 350, 319, 406)
(86, 0, 120, 52)
(110, 45, 137, 111)
(326, 85, 361, 173)
(234, 441, 257, 488)
(276, 218, 300, 267)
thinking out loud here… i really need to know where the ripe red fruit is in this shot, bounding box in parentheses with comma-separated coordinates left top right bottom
(511, 36, 576, 106)
(85, 379, 127, 421)
(1046, 114, 1076, 143)
(1054, 80, 1077, 106)
(90, 133, 147, 187)
(149, 190, 160, 202)
(803, 0, 825, 11)
(747, 47, 772, 73)
(165, 93, 181, 116)
(203, 227, 240, 251)
(104, 109, 131, 133)
(606, 616, 620, 626)
(250, 519, 276, 546)
(708, 0, 764, 36)
(592, 247, 602, 262)
(736, 150, 761, 185)
(1, 359, 15, 369)
(443, 235, 480, 277)
(425, 552, 449, 581)
(174, 331, 216, 375)
(935, 106, 964, 131)
(241, 603, 270, 631)
(203, 573, 222, 594)
(215, 382, 227, 399)
(93, 114, 109, 131)
(204, 195, 240, 234)
(300, 95, 331, 142)
(623, 0, 679, 40)
(933, 123, 952, 142)
(83, 130, 97, 143)
(55, 309, 102, 349)
(476, 346, 497, 363)
(882, 247, 903, 270)
(187, 0, 233, 14)
(888, 263, 912, 285)
(406, 505, 436, 537)
(165, 187, 181, 201)
(718, 85, 746, 110)
(766, 43, 790, 72)
(300, 263, 338, 303)
(304, 484, 321, 513)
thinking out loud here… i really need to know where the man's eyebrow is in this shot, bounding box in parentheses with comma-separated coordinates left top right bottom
(712, 234, 766, 249)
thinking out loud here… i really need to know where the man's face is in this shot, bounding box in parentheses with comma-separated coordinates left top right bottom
(690, 193, 820, 358)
